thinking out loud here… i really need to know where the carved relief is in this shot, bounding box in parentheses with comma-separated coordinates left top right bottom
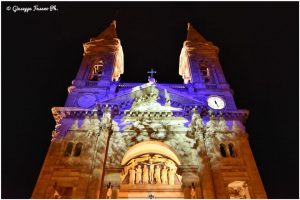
(120, 154, 182, 185)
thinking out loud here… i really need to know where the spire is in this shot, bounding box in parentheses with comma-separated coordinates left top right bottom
(93, 20, 117, 40)
(187, 23, 207, 43)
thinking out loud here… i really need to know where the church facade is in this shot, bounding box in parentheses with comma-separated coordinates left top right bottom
(32, 21, 267, 199)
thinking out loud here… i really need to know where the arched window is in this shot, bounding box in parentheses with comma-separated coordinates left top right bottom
(200, 61, 210, 82)
(228, 143, 236, 157)
(89, 59, 104, 81)
(73, 143, 83, 157)
(64, 142, 74, 157)
(220, 144, 227, 157)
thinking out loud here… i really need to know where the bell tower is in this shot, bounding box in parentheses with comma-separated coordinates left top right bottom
(66, 20, 124, 108)
(31, 21, 122, 199)
(178, 23, 267, 199)
(179, 23, 229, 90)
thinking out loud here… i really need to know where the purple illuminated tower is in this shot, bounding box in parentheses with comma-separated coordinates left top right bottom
(32, 21, 267, 199)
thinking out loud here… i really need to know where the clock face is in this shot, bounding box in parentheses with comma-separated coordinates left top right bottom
(77, 94, 96, 108)
(207, 96, 226, 110)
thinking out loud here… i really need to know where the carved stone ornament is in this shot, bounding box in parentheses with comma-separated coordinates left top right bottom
(228, 181, 251, 199)
(120, 154, 182, 185)
(51, 108, 67, 141)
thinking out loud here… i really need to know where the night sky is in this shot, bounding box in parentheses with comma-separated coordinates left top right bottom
(2, 2, 299, 199)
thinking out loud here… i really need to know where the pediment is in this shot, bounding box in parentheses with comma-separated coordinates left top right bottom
(98, 82, 205, 111)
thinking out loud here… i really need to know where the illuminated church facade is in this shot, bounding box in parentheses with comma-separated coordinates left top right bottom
(32, 21, 267, 199)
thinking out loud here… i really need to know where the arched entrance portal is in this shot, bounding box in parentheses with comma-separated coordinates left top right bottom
(121, 141, 181, 166)
(118, 141, 184, 199)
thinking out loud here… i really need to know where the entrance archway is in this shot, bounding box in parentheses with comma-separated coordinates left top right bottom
(118, 141, 184, 199)
(121, 140, 181, 166)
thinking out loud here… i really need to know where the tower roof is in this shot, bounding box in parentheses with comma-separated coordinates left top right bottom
(187, 23, 207, 42)
(93, 20, 117, 40)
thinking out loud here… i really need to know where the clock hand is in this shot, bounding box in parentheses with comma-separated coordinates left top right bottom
(214, 100, 219, 107)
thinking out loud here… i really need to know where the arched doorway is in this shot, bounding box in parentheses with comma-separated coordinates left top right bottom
(118, 141, 184, 199)
(121, 141, 181, 166)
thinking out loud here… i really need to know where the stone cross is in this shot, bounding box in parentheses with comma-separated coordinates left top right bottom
(147, 69, 157, 78)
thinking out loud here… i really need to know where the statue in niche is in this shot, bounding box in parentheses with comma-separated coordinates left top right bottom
(190, 183, 196, 199)
(53, 182, 62, 199)
(106, 182, 112, 199)
(129, 168, 136, 185)
(53, 190, 62, 199)
(154, 165, 161, 184)
(168, 168, 176, 185)
(90, 59, 104, 81)
(143, 165, 149, 184)
(135, 165, 142, 184)
(101, 107, 112, 130)
(149, 160, 155, 183)
(161, 166, 168, 184)
(164, 89, 171, 106)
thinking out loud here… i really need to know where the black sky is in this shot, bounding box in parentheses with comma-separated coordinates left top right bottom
(2, 2, 299, 199)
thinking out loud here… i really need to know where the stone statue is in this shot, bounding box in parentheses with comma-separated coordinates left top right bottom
(149, 161, 154, 183)
(165, 159, 177, 171)
(106, 183, 112, 199)
(168, 168, 175, 185)
(129, 168, 136, 185)
(164, 89, 171, 106)
(136, 165, 142, 184)
(53, 182, 61, 199)
(190, 183, 196, 199)
(126, 159, 136, 175)
(143, 165, 149, 184)
(161, 166, 168, 184)
(101, 107, 112, 130)
(53, 190, 62, 199)
(154, 165, 161, 184)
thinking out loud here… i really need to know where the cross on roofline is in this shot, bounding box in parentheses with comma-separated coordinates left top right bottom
(147, 68, 157, 78)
